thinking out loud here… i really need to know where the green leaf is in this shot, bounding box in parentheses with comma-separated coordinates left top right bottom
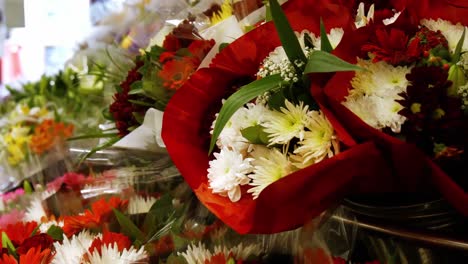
(303, 33, 314, 50)
(219, 42, 229, 52)
(68, 132, 118, 141)
(453, 28, 466, 62)
(143, 194, 173, 232)
(269, 0, 307, 67)
(304, 50, 363, 73)
(447, 64, 466, 96)
(209, 74, 283, 153)
(267, 89, 286, 110)
(320, 18, 333, 53)
(2, 232, 17, 258)
(265, 2, 272, 22)
(128, 99, 154, 107)
(129, 82, 144, 95)
(102, 107, 114, 120)
(47, 225, 64, 241)
(23, 181, 33, 194)
(77, 137, 120, 164)
(113, 209, 146, 242)
(241, 125, 270, 145)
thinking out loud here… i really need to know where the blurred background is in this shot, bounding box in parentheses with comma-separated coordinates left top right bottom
(0, 0, 123, 96)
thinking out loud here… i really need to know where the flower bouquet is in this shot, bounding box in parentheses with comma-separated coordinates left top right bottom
(321, 0, 468, 216)
(162, 0, 395, 234)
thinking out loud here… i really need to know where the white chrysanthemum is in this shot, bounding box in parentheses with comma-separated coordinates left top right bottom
(208, 147, 253, 202)
(247, 147, 295, 199)
(24, 198, 47, 222)
(85, 243, 148, 264)
(263, 100, 310, 145)
(372, 96, 407, 133)
(127, 195, 157, 215)
(421, 19, 468, 52)
(242, 102, 270, 127)
(350, 60, 412, 98)
(39, 220, 64, 234)
(355, 3, 374, 28)
(212, 106, 250, 152)
(178, 242, 212, 264)
(53, 230, 97, 264)
(293, 110, 338, 167)
(343, 95, 380, 128)
(344, 94, 406, 132)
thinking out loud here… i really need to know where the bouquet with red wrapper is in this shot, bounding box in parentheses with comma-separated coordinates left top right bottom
(321, 0, 468, 216)
(162, 0, 395, 234)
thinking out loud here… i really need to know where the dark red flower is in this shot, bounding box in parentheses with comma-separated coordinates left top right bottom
(109, 61, 147, 137)
(362, 27, 414, 65)
(16, 234, 54, 255)
(162, 34, 182, 52)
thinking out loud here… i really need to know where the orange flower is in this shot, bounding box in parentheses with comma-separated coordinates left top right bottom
(29, 119, 74, 155)
(158, 57, 199, 90)
(62, 197, 128, 237)
(0, 253, 17, 264)
(18, 247, 52, 264)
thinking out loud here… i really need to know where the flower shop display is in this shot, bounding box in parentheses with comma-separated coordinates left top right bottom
(0, 69, 108, 191)
(162, 0, 398, 234)
(0, 148, 344, 264)
(321, 0, 468, 217)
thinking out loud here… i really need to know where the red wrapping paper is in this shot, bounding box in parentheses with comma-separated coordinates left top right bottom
(162, 3, 395, 233)
(322, 0, 468, 216)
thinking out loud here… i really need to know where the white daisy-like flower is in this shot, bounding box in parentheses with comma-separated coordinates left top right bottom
(263, 100, 310, 145)
(24, 197, 47, 223)
(127, 195, 157, 215)
(421, 19, 468, 52)
(39, 219, 64, 234)
(247, 147, 295, 199)
(242, 102, 270, 128)
(343, 95, 380, 128)
(372, 96, 407, 133)
(355, 2, 374, 28)
(350, 60, 412, 98)
(53, 230, 97, 264)
(85, 243, 148, 264)
(208, 147, 253, 202)
(293, 110, 338, 166)
(211, 106, 250, 153)
(178, 242, 212, 264)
